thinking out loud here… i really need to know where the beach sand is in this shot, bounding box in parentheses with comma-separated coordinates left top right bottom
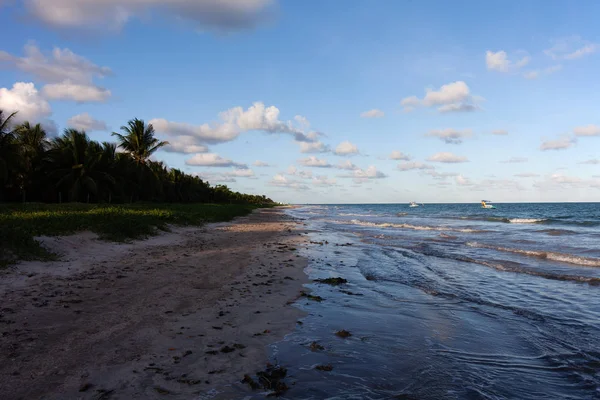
(0, 208, 308, 399)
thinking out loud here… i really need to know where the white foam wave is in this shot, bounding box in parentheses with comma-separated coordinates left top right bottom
(338, 213, 376, 217)
(333, 219, 482, 233)
(466, 242, 600, 267)
(508, 218, 546, 224)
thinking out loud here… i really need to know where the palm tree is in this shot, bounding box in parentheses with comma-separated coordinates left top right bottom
(13, 122, 49, 201)
(46, 129, 114, 202)
(0, 110, 19, 195)
(112, 118, 168, 165)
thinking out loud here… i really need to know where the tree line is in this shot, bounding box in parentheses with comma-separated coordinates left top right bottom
(0, 110, 274, 205)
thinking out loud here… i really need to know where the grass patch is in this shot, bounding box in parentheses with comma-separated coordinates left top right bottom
(0, 203, 262, 268)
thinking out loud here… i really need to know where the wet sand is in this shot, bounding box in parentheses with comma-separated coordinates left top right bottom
(0, 208, 308, 399)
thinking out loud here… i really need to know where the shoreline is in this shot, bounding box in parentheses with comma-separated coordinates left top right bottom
(0, 208, 308, 399)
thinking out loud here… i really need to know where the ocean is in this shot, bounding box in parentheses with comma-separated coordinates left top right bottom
(271, 203, 600, 399)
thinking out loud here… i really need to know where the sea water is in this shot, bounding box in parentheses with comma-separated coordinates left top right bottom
(270, 203, 600, 399)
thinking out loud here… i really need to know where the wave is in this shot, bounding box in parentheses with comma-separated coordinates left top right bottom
(538, 229, 578, 236)
(444, 215, 600, 227)
(338, 213, 376, 217)
(448, 216, 547, 224)
(406, 245, 600, 285)
(466, 242, 600, 267)
(476, 259, 600, 285)
(508, 218, 546, 224)
(331, 219, 487, 233)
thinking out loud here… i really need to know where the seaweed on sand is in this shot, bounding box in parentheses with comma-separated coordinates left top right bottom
(309, 341, 324, 351)
(242, 365, 289, 396)
(335, 329, 352, 338)
(314, 277, 348, 286)
(300, 291, 324, 302)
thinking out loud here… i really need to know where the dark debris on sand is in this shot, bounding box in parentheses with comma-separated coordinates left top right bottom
(300, 291, 324, 302)
(242, 365, 289, 397)
(314, 277, 348, 286)
(335, 329, 352, 338)
(309, 341, 324, 351)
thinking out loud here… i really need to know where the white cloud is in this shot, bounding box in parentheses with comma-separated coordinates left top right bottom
(423, 81, 470, 106)
(151, 102, 316, 154)
(455, 175, 473, 186)
(286, 165, 312, 179)
(42, 81, 111, 102)
(269, 174, 309, 191)
(400, 96, 420, 113)
(573, 124, 600, 137)
(0, 82, 51, 123)
(0, 43, 112, 84)
(336, 160, 359, 170)
(580, 159, 600, 165)
(437, 103, 479, 113)
(532, 173, 600, 191)
(360, 109, 384, 118)
(492, 129, 508, 135)
(312, 175, 337, 186)
(253, 160, 270, 167)
(540, 136, 576, 151)
(477, 178, 524, 191)
(23, 0, 276, 32)
(298, 156, 332, 168)
(162, 135, 209, 154)
(397, 162, 434, 171)
(224, 168, 255, 178)
(194, 172, 237, 183)
(294, 115, 310, 130)
(427, 152, 469, 163)
(523, 65, 562, 80)
(401, 81, 483, 113)
(485, 50, 530, 73)
(501, 156, 528, 163)
(425, 128, 472, 144)
(545, 36, 598, 60)
(151, 118, 239, 145)
(341, 166, 387, 183)
(389, 150, 410, 161)
(334, 140, 359, 156)
(514, 172, 540, 178)
(66, 112, 107, 131)
(298, 140, 330, 153)
(185, 153, 247, 168)
(425, 170, 458, 180)
(0, 43, 112, 103)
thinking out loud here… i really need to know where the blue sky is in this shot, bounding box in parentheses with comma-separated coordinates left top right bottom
(1, 0, 600, 203)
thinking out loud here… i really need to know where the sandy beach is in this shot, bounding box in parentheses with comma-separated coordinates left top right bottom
(0, 208, 308, 399)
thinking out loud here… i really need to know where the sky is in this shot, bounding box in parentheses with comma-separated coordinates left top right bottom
(1, 0, 600, 204)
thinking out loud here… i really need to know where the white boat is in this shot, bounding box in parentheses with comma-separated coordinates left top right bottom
(409, 201, 419, 208)
(481, 200, 496, 209)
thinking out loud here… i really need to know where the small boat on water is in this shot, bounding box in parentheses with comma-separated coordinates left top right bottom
(409, 201, 419, 208)
(481, 200, 496, 209)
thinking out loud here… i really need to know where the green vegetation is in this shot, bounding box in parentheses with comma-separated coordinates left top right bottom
(0, 109, 276, 267)
(0, 110, 274, 205)
(0, 202, 261, 267)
